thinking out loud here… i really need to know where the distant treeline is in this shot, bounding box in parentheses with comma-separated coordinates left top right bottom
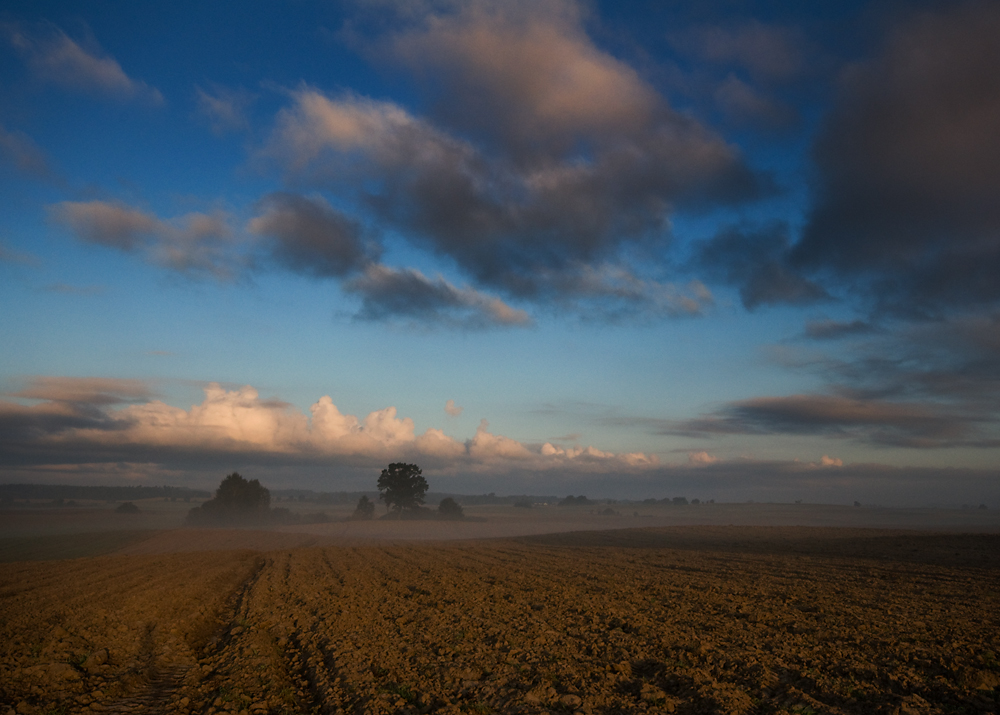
(273, 490, 562, 506)
(0, 484, 211, 502)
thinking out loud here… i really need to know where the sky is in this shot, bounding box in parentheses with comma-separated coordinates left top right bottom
(1, 0, 999, 506)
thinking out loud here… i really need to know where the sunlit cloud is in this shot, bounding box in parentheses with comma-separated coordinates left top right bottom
(444, 399, 463, 417)
(0, 379, 656, 473)
(688, 450, 719, 466)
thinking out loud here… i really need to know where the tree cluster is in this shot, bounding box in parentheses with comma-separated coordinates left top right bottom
(186, 472, 272, 526)
(373, 463, 463, 521)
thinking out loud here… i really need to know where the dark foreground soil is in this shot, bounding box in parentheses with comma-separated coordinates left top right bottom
(1, 526, 998, 715)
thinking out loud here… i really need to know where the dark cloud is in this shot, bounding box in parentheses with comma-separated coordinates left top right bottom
(269, 88, 767, 303)
(669, 20, 808, 83)
(248, 193, 379, 278)
(655, 312, 1000, 450)
(712, 75, 797, 130)
(51, 200, 243, 279)
(10, 376, 157, 405)
(695, 222, 828, 309)
(659, 394, 987, 449)
(265, 0, 772, 309)
(344, 265, 530, 328)
(794, 1, 1000, 314)
(803, 319, 876, 340)
(0, 376, 162, 463)
(819, 314, 1000, 406)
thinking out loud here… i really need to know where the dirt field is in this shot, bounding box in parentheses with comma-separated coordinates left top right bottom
(2, 525, 998, 715)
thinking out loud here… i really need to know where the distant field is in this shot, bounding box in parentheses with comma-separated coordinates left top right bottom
(0, 530, 159, 563)
(1, 524, 998, 714)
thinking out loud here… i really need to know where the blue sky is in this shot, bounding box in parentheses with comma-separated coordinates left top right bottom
(2, 0, 998, 505)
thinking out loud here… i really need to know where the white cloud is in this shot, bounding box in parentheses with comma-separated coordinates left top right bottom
(467, 419, 535, 461)
(4, 380, 657, 473)
(818, 455, 844, 467)
(445, 399, 463, 416)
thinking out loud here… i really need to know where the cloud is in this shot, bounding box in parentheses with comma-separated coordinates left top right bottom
(10, 376, 157, 405)
(688, 450, 719, 466)
(669, 20, 807, 83)
(50, 200, 243, 279)
(695, 222, 827, 310)
(248, 192, 379, 278)
(344, 264, 531, 328)
(713, 75, 796, 129)
(0, 124, 56, 179)
(803, 319, 875, 340)
(266, 88, 761, 304)
(262, 1, 769, 313)
(195, 84, 255, 134)
(381, 0, 660, 154)
(666, 394, 988, 449)
(818, 455, 843, 467)
(5, 23, 163, 104)
(50, 196, 532, 328)
(793, 2, 1000, 314)
(0, 242, 40, 266)
(0, 380, 656, 474)
(445, 399, 463, 416)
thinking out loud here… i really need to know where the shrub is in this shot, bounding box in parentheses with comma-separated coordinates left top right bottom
(513, 499, 532, 508)
(438, 497, 464, 520)
(115, 501, 140, 514)
(352, 495, 376, 520)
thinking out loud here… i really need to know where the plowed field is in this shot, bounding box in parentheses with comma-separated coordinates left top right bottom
(2, 527, 999, 715)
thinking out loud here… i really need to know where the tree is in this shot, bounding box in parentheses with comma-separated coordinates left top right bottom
(115, 501, 139, 514)
(352, 495, 375, 520)
(377, 463, 428, 513)
(438, 497, 464, 520)
(186, 472, 271, 525)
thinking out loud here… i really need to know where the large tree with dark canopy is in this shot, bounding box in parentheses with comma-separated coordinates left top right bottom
(186, 472, 271, 525)
(377, 463, 428, 514)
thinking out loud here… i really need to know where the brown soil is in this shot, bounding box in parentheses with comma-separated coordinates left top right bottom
(1, 526, 998, 715)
